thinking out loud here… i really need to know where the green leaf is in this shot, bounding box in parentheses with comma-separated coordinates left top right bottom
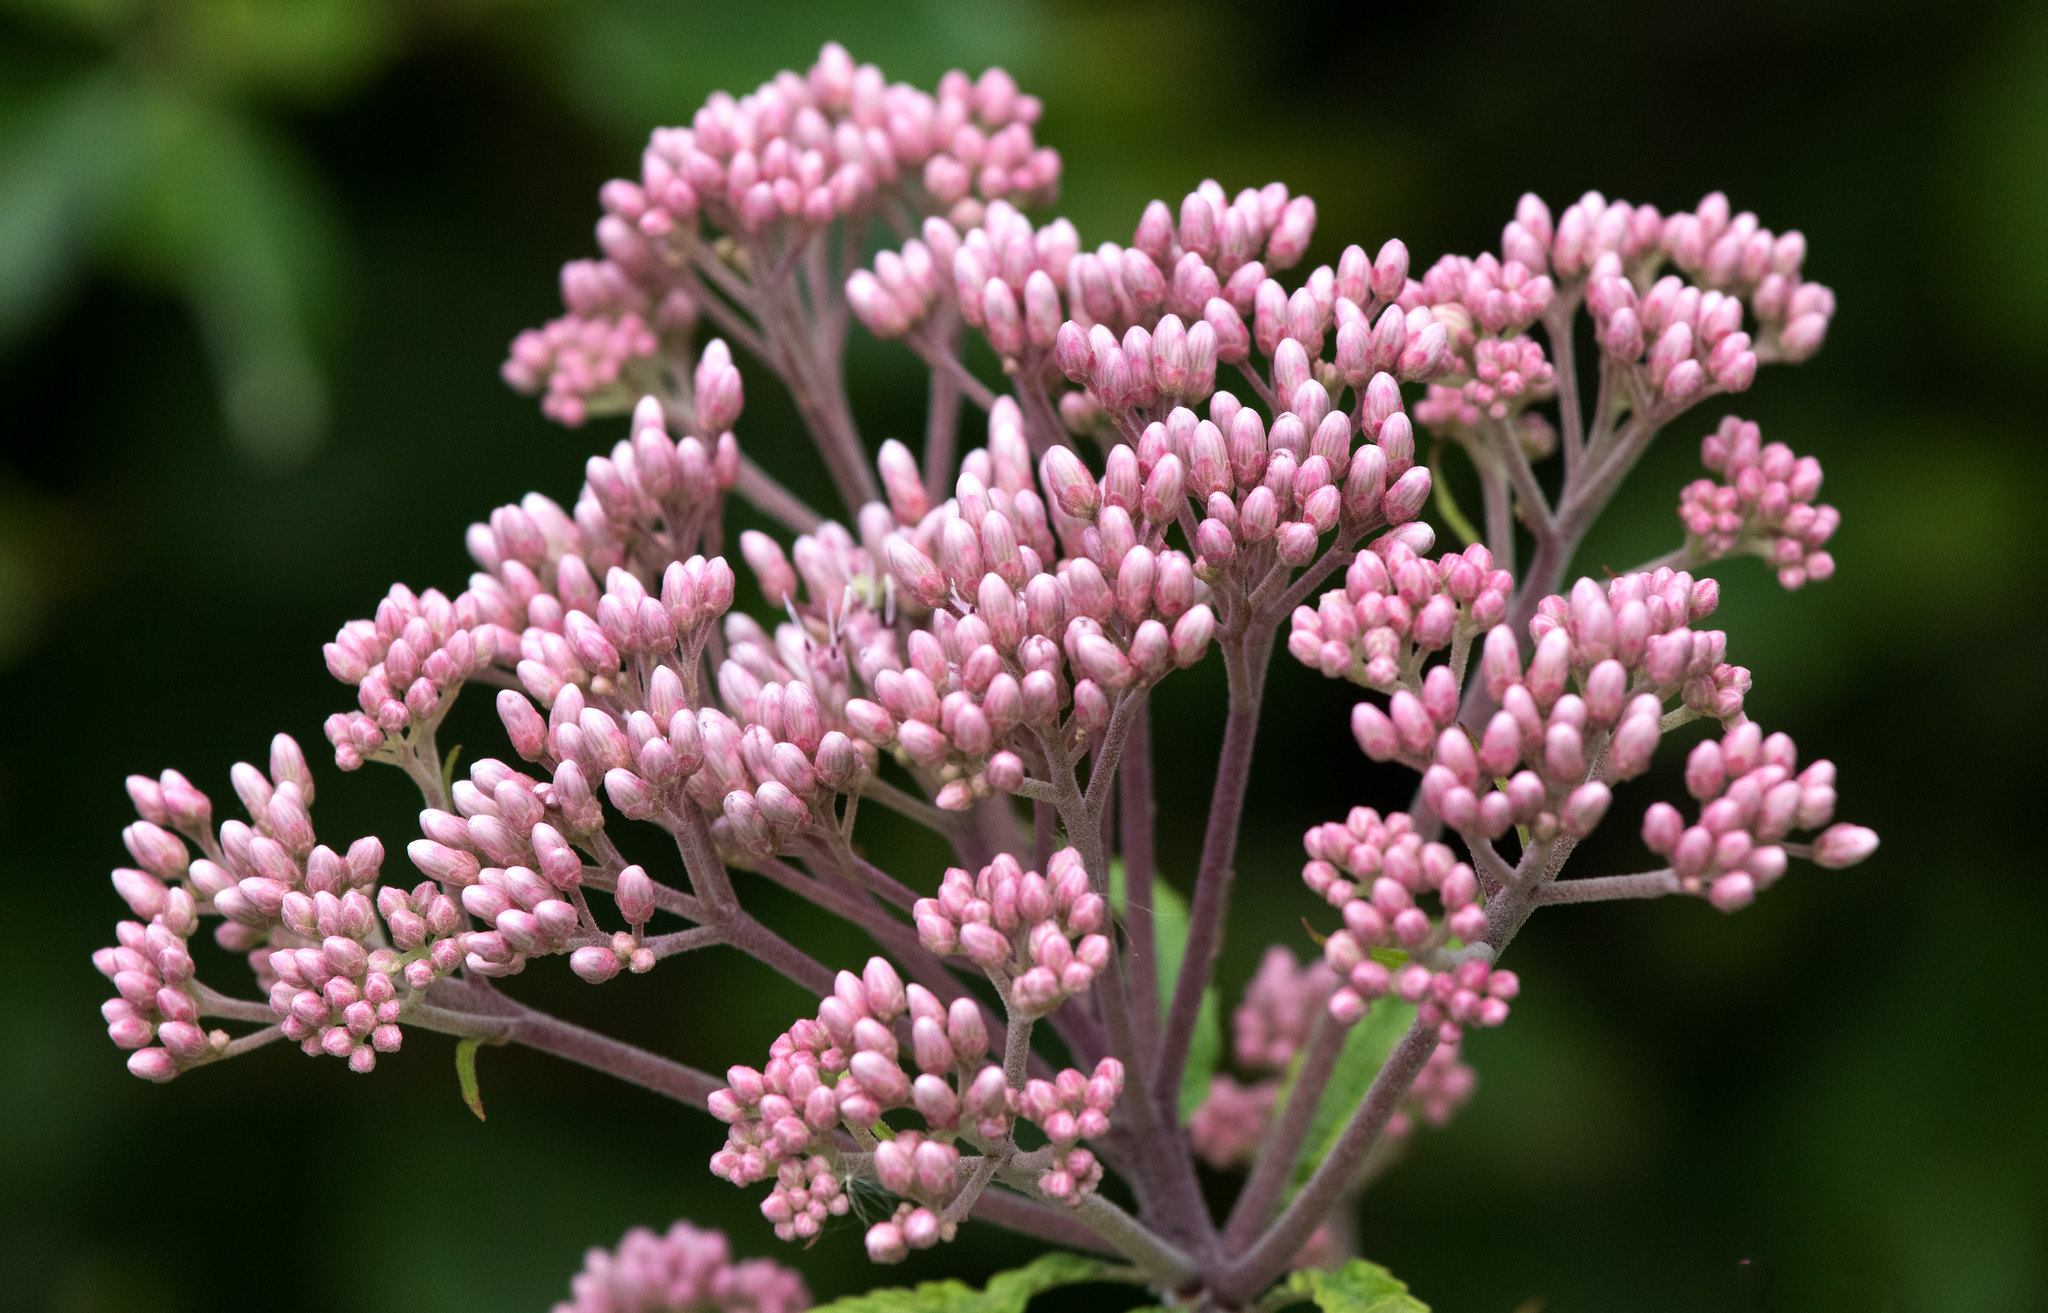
(1283, 1260, 1428, 1312)
(0, 71, 148, 343)
(454, 1038, 486, 1121)
(1287, 1000, 1417, 1188)
(808, 1251, 1119, 1313)
(1108, 862, 1224, 1120)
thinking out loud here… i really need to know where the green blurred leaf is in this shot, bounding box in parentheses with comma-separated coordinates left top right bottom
(455, 1038, 485, 1120)
(160, 0, 405, 103)
(118, 91, 339, 457)
(1282, 1259, 1428, 1312)
(1287, 1000, 1416, 1188)
(0, 70, 148, 342)
(1108, 861, 1223, 1120)
(809, 1251, 1117, 1313)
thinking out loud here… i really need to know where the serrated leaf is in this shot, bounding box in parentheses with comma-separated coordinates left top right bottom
(455, 1038, 486, 1121)
(1286, 1000, 1417, 1188)
(1284, 1259, 1428, 1312)
(1108, 862, 1224, 1120)
(808, 1251, 1117, 1313)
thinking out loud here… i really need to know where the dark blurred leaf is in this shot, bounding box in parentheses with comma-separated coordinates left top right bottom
(157, 0, 405, 104)
(1283, 1259, 1429, 1312)
(808, 1251, 1117, 1312)
(0, 70, 147, 343)
(118, 90, 339, 457)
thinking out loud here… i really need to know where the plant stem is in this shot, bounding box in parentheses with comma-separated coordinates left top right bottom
(1118, 703, 1161, 1065)
(416, 983, 723, 1111)
(1533, 868, 1681, 904)
(1220, 1005, 1342, 1250)
(1154, 635, 1270, 1111)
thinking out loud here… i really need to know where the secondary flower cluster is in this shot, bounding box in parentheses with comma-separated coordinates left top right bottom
(1288, 540, 1512, 690)
(1679, 415, 1838, 588)
(709, 958, 1121, 1260)
(507, 45, 1057, 425)
(555, 1220, 809, 1313)
(1190, 947, 1330, 1168)
(99, 739, 465, 1078)
(1301, 808, 1516, 1033)
(913, 849, 1111, 1016)
(1640, 723, 1877, 911)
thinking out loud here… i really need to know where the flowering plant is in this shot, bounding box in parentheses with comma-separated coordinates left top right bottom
(94, 44, 1875, 1312)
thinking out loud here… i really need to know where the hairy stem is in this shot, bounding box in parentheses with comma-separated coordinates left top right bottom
(1533, 868, 1681, 904)
(1220, 1004, 1342, 1249)
(1155, 634, 1271, 1111)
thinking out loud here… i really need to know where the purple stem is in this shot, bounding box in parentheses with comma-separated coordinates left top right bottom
(1219, 1004, 1342, 1249)
(1118, 703, 1161, 1063)
(1153, 633, 1271, 1112)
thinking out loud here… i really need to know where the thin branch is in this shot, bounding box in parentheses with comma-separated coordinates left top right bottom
(1532, 869, 1681, 905)
(1155, 635, 1270, 1111)
(1221, 1000, 1341, 1249)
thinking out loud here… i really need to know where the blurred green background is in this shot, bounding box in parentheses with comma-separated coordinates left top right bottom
(2, 1, 2042, 1309)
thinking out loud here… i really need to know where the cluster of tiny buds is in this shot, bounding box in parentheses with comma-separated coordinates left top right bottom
(1412, 334, 1556, 432)
(913, 849, 1111, 1017)
(553, 1219, 810, 1313)
(1017, 1059, 1123, 1205)
(323, 585, 500, 770)
(1301, 807, 1516, 1033)
(509, 46, 1057, 426)
(852, 180, 1329, 374)
(1640, 722, 1877, 911)
(101, 737, 462, 1078)
(95, 907, 211, 1083)
(1289, 540, 1513, 691)
(1680, 415, 1838, 588)
(503, 306, 659, 427)
(513, 552, 736, 707)
(1585, 264, 1759, 404)
(709, 959, 1007, 1242)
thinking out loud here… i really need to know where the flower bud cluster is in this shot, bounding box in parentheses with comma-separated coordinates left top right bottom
(1016, 1058, 1123, 1205)
(1301, 808, 1517, 1034)
(1289, 540, 1512, 690)
(853, 180, 1321, 379)
(1585, 263, 1759, 404)
(1053, 233, 1447, 430)
(410, 751, 626, 979)
(849, 406, 1218, 796)
(1639, 722, 1877, 912)
(95, 902, 212, 1084)
(1680, 415, 1838, 588)
(1411, 334, 1557, 432)
(503, 302, 661, 428)
(510, 45, 1057, 425)
(1521, 571, 1749, 723)
(1119, 382, 1433, 608)
(555, 1220, 809, 1313)
(710, 958, 1008, 1250)
(1189, 947, 1333, 1170)
(323, 585, 500, 770)
(101, 740, 461, 1078)
(512, 551, 737, 707)
(913, 849, 1111, 1016)
(1659, 192, 1835, 363)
